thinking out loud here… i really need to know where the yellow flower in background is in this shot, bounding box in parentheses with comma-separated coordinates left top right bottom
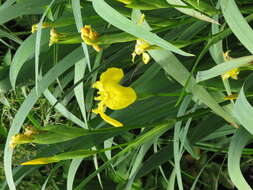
(49, 28, 64, 46)
(81, 25, 101, 52)
(222, 50, 240, 80)
(132, 39, 151, 64)
(92, 68, 137, 127)
(132, 14, 152, 64)
(31, 22, 50, 33)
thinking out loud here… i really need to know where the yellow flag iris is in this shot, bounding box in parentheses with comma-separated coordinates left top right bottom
(132, 39, 151, 64)
(92, 68, 137, 127)
(132, 14, 151, 64)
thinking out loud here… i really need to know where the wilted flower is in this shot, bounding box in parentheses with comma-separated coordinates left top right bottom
(81, 25, 101, 52)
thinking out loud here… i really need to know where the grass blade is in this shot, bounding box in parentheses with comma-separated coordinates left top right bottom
(227, 128, 252, 190)
(67, 159, 83, 190)
(220, 0, 253, 54)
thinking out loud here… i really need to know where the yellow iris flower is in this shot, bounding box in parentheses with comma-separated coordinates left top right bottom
(132, 14, 152, 64)
(92, 68, 137, 127)
(81, 25, 101, 52)
(222, 51, 240, 80)
(132, 39, 151, 64)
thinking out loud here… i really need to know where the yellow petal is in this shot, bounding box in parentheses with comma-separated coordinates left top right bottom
(99, 112, 123, 127)
(92, 81, 104, 91)
(100, 68, 124, 84)
(21, 157, 59, 165)
(223, 50, 232, 61)
(112, 0, 132, 4)
(92, 44, 101, 52)
(142, 52, 150, 64)
(224, 94, 238, 100)
(31, 24, 38, 33)
(132, 52, 137, 63)
(103, 84, 137, 110)
(222, 68, 239, 80)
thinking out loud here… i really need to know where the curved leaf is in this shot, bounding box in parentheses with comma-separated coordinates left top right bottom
(220, 0, 253, 54)
(228, 128, 252, 190)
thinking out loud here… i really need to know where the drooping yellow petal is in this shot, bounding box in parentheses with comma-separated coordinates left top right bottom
(135, 39, 150, 55)
(132, 38, 151, 64)
(98, 112, 123, 127)
(21, 157, 59, 165)
(103, 84, 137, 110)
(142, 52, 151, 64)
(100, 67, 124, 84)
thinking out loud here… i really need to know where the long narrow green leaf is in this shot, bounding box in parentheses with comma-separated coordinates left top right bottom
(0, 28, 22, 44)
(0, 0, 51, 24)
(74, 59, 88, 128)
(196, 55, 253, 82)
(234, 87, 253, 135)
(67, 159, 83, 190)
(43, 89, 85, 127)
(35, 0, 57, 93)
(72, 0, 91, 71)
(166, 0, 219, 24)
(10, 30, 50, 88)
(174, 96, 192, 190)
(41, 163, 63, 190)
(92, 0, 193, 57)
(220, 0, 253, 54)
(227, 128, 252, 190)
(125, 140, 153, 190)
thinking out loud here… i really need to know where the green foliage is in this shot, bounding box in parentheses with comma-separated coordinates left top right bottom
(1, 0, 253, 189)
